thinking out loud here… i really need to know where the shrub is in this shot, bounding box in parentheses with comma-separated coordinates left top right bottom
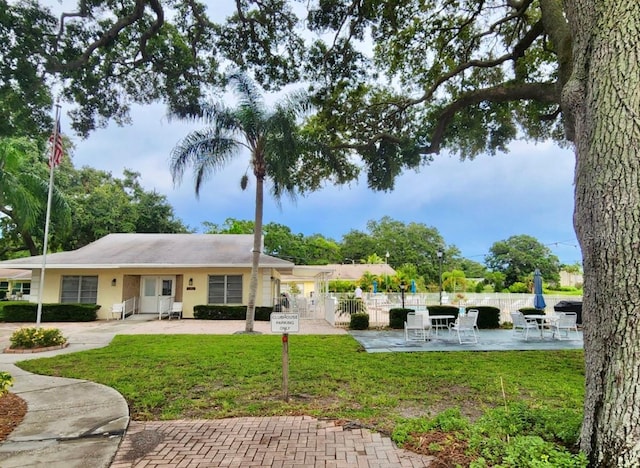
(509, 282, 529, 293)
(389, 308, 416, 329)
(193, 305, 273, 321)
(9, 327, 67, 349)
(464, 306, 501, 329)
(2, 303, 98, 322)
(349, 313, 369, 330)
(0, 372, 13, 396)
(426, 305, 460, 317)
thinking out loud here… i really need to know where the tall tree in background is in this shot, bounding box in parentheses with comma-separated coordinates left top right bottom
(170, 73, 337, 333)
(205, 218, 343, 265)
(342, 217, 449, 284)
(485, 235, 560, 288)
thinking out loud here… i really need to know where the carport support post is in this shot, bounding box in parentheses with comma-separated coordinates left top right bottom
(282, 333, 289, 402)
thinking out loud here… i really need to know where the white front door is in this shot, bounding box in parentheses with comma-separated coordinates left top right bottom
(140, 276, 175, 313)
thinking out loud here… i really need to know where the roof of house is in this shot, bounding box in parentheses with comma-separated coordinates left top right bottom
(0, 269, 32, 281)
(0, 234, 295, 271)
(325, 263, 397, 281)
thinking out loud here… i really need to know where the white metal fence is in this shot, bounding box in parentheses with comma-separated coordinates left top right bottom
(327, 292, 582, 328)
(273, 294, 316, 319)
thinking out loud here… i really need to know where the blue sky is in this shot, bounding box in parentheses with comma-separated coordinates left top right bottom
(64, 102, 582, 266)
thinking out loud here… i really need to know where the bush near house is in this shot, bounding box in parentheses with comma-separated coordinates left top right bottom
(1, 303, 98, 322)
(9, 327, 67, 349)
(193, 305, 274, 321)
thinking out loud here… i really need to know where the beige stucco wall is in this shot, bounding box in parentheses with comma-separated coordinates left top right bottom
(30, 267, 281, 320)
(282, 279, 316, 297)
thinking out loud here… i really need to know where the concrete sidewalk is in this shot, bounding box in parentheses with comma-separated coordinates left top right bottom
(0, 321, 128, 468)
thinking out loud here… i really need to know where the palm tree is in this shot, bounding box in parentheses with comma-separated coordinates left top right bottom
(0, 137, 70, 257)
(170, 73, 311, 333)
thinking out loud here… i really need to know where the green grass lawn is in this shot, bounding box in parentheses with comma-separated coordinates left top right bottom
(17, 334, 584, 430)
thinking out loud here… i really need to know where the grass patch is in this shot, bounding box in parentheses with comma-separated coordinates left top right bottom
(18, 334, 583, 423)
(17, 334, 586, 464)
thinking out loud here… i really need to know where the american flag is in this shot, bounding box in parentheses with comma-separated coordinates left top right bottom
(48, 119, 64, 167)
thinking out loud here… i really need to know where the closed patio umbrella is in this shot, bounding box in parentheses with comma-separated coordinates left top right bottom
(533, 268, 546, 310)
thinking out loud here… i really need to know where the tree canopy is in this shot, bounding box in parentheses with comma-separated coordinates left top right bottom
(485, 234, 561, 287)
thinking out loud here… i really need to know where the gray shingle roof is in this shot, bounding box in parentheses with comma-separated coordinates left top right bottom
(0, 234, 294, 270)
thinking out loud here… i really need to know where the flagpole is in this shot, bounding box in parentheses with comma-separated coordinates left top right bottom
(36, 104, 61, 325)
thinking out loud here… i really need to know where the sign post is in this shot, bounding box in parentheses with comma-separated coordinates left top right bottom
(271, 313, 299, 402)
(282, 333, 289, 401)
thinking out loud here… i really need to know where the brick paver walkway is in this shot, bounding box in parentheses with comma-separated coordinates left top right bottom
(111, 416, 433, 467)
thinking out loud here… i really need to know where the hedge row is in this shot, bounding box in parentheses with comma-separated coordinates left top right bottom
(389, 305, 501, 329)
(193, 305, 274, 321)
(1, 303, 99, 322)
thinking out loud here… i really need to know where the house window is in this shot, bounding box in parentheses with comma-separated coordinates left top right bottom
(208, 275, 243, 304)
(14, 282, 30, 295)
(61, 276, 98, 303)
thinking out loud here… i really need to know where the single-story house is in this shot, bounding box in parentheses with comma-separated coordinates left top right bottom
(0, 268, 32, 300)
(0, 233, 295, 320)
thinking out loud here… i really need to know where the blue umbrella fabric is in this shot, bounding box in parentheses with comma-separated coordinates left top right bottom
(533, 269, 546, 310)
(372, 280, 378, 293)
(411, 279, 416, 294)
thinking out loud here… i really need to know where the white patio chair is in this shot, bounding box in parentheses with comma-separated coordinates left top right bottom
(549, 312, 579, 340)
(467, 309, 480, 332)
(109, 303, 124, 320)
(510, 311, 540, 340)
(449, 315, 478, 344)
(404, 312, 427, 342)
(169, 302, 183, 320)
(415, 310, 433, 339)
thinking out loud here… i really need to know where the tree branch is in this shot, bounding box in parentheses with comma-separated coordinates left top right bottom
(538, 0, 574, 139)
(425, 81, 559, 154)
(48, 0, 165, 72)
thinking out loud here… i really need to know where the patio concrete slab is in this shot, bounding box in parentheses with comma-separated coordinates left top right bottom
(349, 328, 583, 353)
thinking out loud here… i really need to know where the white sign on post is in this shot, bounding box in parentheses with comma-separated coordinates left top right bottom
(271, 313, 299, 333)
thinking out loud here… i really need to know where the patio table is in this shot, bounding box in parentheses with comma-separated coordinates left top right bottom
(526, 314, 558, 338)
(429, 315, 455, 336)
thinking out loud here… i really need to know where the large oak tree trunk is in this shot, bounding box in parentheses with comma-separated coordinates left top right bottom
(565, 1, 640, 465)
